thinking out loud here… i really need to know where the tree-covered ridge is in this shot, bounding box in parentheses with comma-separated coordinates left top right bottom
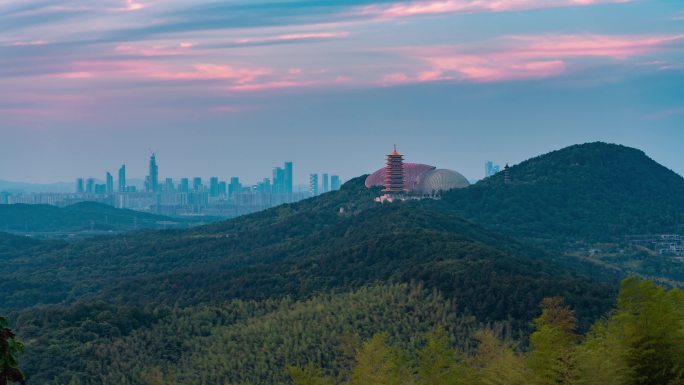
(0, 202, 193, 233)
(5, 143, 684, 384)
(443, 142, 684, 241)
(1, 182, 616, 329)
(15, 284, 505, 385)
(291, 278, 684, 385)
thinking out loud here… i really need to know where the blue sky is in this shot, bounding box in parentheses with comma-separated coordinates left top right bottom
(0, 0, 683, 184)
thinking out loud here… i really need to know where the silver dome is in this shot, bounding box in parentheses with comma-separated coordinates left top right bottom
(416, 169, 470, 194)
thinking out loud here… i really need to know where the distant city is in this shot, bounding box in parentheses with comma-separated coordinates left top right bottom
(0, 154, 342, 218)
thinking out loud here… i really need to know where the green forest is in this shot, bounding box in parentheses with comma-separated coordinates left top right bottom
(289, 278, 684, 385)
(2, 143, 684, 384)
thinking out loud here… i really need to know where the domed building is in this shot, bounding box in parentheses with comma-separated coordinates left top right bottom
(365, 147, 470, 197)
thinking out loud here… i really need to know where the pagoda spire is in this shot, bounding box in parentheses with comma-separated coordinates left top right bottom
(383, 145, 405, 194)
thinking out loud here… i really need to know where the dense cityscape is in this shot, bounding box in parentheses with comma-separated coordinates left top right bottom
(0, 154, 342, 218)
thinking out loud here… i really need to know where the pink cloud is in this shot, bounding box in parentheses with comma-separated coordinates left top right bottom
(11, 40, 49, 47)
(163, 64, 272, 83)
(381, 72, 411, 85)
(510, 34, 684, 59)
(235, 32, 349, 45)
(50, 72, 93, 79)
(390, 33, 684, 83)
(114, 42, 194, 57)
(119, 0, 148, 12)
(358, 0, 630, 19)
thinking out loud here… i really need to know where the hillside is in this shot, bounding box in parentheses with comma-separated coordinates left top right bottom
(443, 142, 684, 241)
(7, 142, 684, 384)
(4, 175, 619, 384)
(0, 202, 193, 233)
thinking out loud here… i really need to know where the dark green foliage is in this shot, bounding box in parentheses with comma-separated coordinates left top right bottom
(0, 202, 197, 233)
(0, 317, 25, 385)
(291, 279, 684, 385)
(443, 142, 684, 241)
(7, 143, 684, 384)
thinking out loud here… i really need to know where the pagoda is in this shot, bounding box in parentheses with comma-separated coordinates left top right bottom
(383, 145, 406, 195)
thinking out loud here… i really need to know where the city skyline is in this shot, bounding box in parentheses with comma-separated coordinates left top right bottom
(1, 0, 683, 183)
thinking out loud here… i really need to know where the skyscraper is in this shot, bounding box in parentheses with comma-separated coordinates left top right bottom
(76, 178, 84, 193)
(147, 153, 159, 192)
(165, 178, 174, 192)
(193, 177, 202, 192)
(229, 177, 241, 197)
(118, 165, 126, 192)
(284, 161, 293, 197)
(106, 172, 114, 194)
(322, 173, 329, 193)
(272, 167, 285, 194)
(485, 161, 501, 178)
(86, 178, 96, 194)
(180, 178, 190, 193)
(209, 177, 219, 197)
(331, 175, 341, 191)
(309, 174, 319, 196)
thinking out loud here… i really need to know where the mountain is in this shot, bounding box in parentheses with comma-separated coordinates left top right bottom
(6, 142, 682, 384)
(0, 202, 194, 234)
(443, 142, 684, 241)
(5, 176, 618, 384)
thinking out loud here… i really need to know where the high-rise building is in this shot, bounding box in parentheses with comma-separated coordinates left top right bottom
(272, 167, 285, 194)
(147, 153, 159, 192)
(284, 161, 293, 196)
(180, 178, 190, 193)
(95, 184, 106, 195)
(309, 174, 319, 196)
(106, 172, 114, 194)
(193, 177, 202, 192)
(218, 181, 227, 196)
(118, 165, 126, 192)
(76, 178, 85, 193)
(383, 145, 405, 194)
(229, 177, 241, 197)
(322, 173, 329, 193)
(165, 178, 174, 192)
(331, 175, 341, 191)
(485, 161, 501, 178)
(86, 178, 96, 194)
(209, 177, 219, 197)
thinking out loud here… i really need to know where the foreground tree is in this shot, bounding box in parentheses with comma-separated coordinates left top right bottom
(0, 317, 25, 385)
(613, 278, 684, 385)
(527, 297, 579, 385)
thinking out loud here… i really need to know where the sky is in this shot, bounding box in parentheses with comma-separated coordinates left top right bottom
(1, 0, 683, 185)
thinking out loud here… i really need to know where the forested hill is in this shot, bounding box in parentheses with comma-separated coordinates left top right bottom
(0, 201, 188, 233)
(6, 175, 619, 384)
(443, 142, 684, 241)
(8, 142, 682, 384)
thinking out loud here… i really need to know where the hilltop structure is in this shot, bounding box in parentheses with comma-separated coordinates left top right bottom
(366, 146, 470, 201)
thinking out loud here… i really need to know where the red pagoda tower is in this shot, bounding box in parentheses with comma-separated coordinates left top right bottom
(383, 145, 406, 195)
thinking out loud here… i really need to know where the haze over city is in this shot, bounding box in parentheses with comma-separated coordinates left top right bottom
(2, 0, 684, 183)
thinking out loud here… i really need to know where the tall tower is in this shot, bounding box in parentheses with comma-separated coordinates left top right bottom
(106, 172, 114, 194)
(284, 162, 293, 196)
(118, 165, 126, 193)
(383, 145, 405, 194)
(331, 175, 341, 191)
(322, 173, 329, 193)
(148, 153, 159, 192)
(310, 174, 319, 196)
